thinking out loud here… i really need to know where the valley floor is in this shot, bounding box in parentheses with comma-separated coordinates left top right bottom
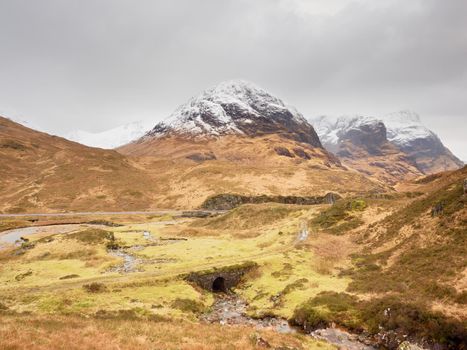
(0, 169, 466, 350)
(0, 206, 351, 349)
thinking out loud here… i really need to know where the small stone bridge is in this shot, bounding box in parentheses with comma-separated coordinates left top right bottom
(185, 262, 257, 293)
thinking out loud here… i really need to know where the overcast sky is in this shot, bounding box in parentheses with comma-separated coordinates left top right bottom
(0, 0, 466, 159)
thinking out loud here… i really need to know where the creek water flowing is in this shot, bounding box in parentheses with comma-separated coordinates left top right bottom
(0, 224, 85, 249)
(201, 293, 376, 350)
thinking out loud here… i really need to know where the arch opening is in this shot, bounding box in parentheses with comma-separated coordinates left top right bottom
(212, 277, 227, 292)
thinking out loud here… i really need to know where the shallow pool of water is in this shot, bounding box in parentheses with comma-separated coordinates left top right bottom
(0, 224, 86, 249)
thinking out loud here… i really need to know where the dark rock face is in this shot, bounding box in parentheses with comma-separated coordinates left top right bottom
(293, 148, 311, 160)
(431, 202, 444, 217)
(274, 146, 294, 158)
(337, 122, 387, 156)
(186, 152, 217, 162)
(396, 135, 464, 174)
(231, 111, 322, 148)
(201, 193, 342, 210)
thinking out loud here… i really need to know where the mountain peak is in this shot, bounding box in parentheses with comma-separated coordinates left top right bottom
(311, 113, 463, 174)
(382, 111, 433, 147)
(144, 80, 321, 147)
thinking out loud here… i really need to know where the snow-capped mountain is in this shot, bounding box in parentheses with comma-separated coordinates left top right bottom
(312, 115, 387, 155)
(384, 111, 437, 147)
(383, 111, 464, 173)
(65, 120, 154, 149)
(144, 80, 322, 148)
(311, 112, 463, 175)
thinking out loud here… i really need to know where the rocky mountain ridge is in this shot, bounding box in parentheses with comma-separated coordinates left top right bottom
(5, 80, 463, 191)
(142, 80, 322, 148)
(61, 81, 462, 181)
(312, 112, 463, 177)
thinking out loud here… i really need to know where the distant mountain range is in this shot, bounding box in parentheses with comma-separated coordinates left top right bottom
(65, 120, 154, 149)
(64, 80, 462, 182)
(312, 112, 463, 181)
(0, 80, 381, 213)
(1, 80, 464, 212)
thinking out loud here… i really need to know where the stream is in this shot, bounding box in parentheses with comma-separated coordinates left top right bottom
(201, 294, 377, 350)
(0, 224, 85, 249)
(106, 230, 179, 273)
(107, 249, 141, 273)
(1, 224, 425, 349)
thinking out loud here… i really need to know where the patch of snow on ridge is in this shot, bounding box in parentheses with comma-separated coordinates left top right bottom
(311, 116, 340, 146)
(311, 112, 439, 149)
(65, 120, 154, 149)
(383, 111, 434, 147)
(311, 115, 382, 147)
(147, 79, 309, 138)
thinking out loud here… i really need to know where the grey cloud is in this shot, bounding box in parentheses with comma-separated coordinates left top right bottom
(0, 0, 465, 159)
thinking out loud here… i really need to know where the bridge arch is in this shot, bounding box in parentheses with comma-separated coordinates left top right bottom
(212, 276, 227, 292)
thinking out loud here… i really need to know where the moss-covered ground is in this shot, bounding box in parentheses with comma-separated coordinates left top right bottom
(1, 167, 466, 349)
(0, 204, 350, 323)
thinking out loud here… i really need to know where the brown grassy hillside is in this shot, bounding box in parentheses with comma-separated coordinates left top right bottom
(293, 166, 467, 348)
(118, 134, 386, 209)
(0, 117, 160, 213)
(337, 139, 423, 185)
(0, 117, 385, 212)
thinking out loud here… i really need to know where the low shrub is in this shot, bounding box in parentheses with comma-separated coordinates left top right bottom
(361, 297, 467, 348)
(310, 199, 366, 235)
(15, 270, 32, 281)
(83, 282, 107, 293)
(454, 291, 467, 305)
(58, 249, 97, 260)
(347, 199, 367, 211)
(94, 308, 167, 321)
(292, 293, 467, 349)
(66, 229, 115, 244)
(292, 292, 360, 331)
(86, 220, 122, 227)
(0, 140, 26, 151)
(282, 278, 309, 295)
(59, 274, 80, 280)
(171, 298, 205, 314)
(20, 241, 35, 250)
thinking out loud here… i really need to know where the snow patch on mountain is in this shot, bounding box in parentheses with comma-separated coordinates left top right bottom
(311, 111, 437, 148)
(383, 111, 434, 147)
(65, 120, 154, 149)
(311, 115, 383, 149)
